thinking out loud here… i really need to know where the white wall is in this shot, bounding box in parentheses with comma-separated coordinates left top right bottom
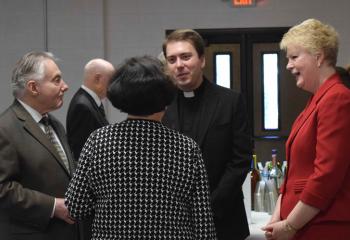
(1, 0, 350, 124)
(0, 0, 45, 112)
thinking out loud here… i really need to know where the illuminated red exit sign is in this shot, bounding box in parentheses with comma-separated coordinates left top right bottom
(232, 0, 256, 7)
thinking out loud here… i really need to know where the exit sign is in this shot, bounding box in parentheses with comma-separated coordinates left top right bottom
(232, 0, 256, 7)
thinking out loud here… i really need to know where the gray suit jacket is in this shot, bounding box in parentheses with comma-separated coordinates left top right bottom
(0, 100, 79, 240)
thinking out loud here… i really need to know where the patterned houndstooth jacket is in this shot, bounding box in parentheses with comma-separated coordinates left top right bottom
(65, 119, 216, 240)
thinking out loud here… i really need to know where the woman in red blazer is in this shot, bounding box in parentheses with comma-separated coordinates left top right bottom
(263, 18, 350, 240)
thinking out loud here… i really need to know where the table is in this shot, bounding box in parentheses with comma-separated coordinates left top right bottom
(245, 211, 270, 240)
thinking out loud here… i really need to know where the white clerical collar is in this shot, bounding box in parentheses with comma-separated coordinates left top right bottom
(183, 91, 195, 98)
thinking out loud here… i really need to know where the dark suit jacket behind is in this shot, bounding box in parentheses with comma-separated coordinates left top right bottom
(0, 100, 78, 240)
(66, 88, 109, 160)
(66, 88, 108, 240)
(163, 79, 252, 240)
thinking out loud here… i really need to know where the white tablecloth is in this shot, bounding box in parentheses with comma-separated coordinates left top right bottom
(243, 174, 270, 239)
(246, 211, 270, 239)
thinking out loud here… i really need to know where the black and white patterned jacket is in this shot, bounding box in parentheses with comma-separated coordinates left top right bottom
(65, 119, 216, 240)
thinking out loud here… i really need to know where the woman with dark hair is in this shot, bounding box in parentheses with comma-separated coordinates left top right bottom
(65, 55, 216, 240)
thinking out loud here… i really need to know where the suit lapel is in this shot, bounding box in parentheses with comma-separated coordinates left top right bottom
(196, 80, 219, 146)
(286, 97, 315, 157)
(12, 101, 71, 177)
(81, 89, 109, 125)
(286, 74, 340, 157)
(163, 93, 180, 130)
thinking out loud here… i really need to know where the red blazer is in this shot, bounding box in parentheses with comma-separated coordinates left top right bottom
(281, 74, 350, 229)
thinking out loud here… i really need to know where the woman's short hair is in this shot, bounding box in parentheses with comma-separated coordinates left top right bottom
(280, 18, 339, 66)
(107, 55, 176, 116)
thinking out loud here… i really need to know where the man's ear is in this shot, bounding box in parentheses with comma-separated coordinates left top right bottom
(27, 80, 39, 96)
(94, 73, 102, 84)
(200, 55, 206, 69)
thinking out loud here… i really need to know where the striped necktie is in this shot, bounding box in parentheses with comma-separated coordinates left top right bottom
(99, 103, 106, 118)
(41, 116, 70, 173)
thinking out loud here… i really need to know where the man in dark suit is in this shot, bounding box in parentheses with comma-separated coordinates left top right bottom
(66, 58, 115, 161)
(66, 59, 114, 240)
(0, 51, 79, 240)
(162, 29, 252, 240)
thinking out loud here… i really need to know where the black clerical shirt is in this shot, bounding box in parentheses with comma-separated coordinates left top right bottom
(178, 80, 207, 141)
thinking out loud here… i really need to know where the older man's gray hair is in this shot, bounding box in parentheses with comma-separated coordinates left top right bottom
(11, 51, 57, 97)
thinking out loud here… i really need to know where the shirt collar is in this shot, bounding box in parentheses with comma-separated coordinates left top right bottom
(181, 79, 206, 98)
(81, 85, 102, 106)
(183, 91, 195, 98)
(16, 99, 43, 123)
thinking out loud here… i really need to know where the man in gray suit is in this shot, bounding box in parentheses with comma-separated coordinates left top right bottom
(0, 51, 79, 240)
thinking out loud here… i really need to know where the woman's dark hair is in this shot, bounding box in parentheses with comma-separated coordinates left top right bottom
(107, 55, 176, 116)
(336, 65, 350, 89)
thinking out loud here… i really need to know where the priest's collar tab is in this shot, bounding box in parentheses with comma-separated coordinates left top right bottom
(183, 91, 195, 98)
